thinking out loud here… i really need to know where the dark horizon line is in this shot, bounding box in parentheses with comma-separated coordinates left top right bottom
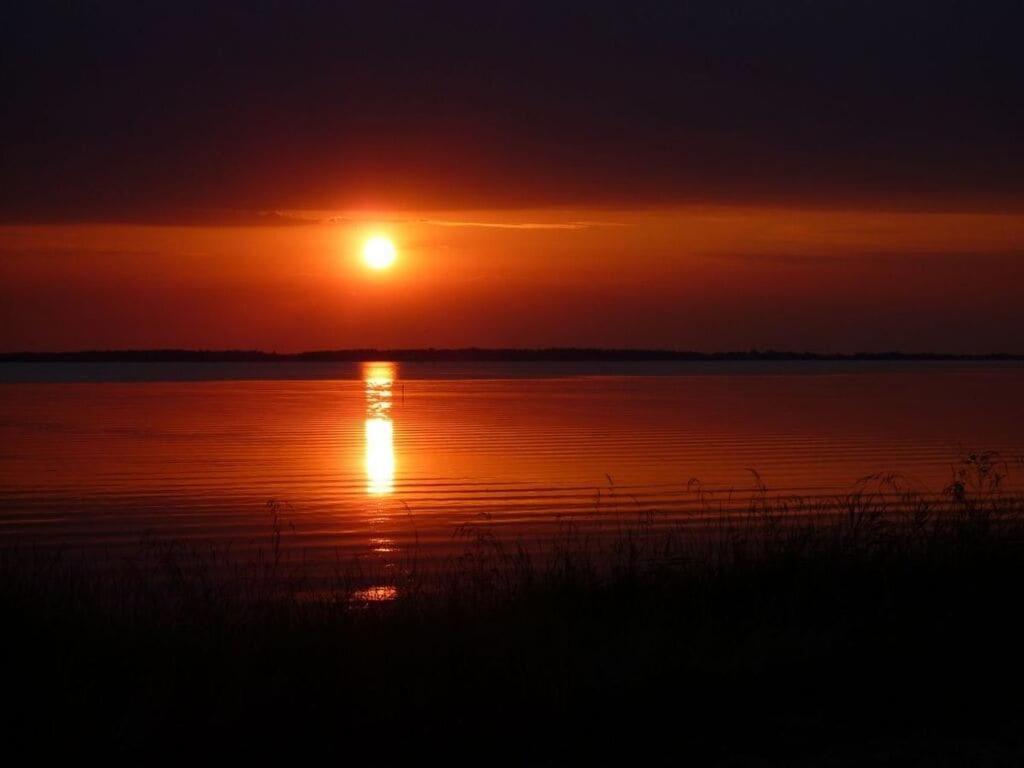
(2, 348, 1023, 363)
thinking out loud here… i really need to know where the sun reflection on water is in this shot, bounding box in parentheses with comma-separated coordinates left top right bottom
(364, 362, 396, 495)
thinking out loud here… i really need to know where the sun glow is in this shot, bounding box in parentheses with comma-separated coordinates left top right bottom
(362, 235, 397, 270)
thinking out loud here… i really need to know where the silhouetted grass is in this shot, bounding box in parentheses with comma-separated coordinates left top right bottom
(4, 453, 1024, 763)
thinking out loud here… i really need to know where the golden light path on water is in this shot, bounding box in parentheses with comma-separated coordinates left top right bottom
(363, 362, 396, 496)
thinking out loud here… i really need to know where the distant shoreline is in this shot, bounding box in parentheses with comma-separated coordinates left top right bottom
(1, 348, 1023, 363)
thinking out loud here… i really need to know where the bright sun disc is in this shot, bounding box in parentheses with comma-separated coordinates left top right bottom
(363, 236, 397, 269)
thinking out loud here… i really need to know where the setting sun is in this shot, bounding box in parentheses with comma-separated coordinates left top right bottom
(362, 235, 397, 270)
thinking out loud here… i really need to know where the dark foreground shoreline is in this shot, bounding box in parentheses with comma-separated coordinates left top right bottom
(2, 348, 1023, 363)
(4, 469, 1024, 763)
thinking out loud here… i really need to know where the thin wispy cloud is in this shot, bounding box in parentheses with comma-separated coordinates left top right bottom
(417, 219, 623, 230)
(264, 210, 624, 230)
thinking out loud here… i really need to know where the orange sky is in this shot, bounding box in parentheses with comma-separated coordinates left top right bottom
(2, 206, 1023, 352)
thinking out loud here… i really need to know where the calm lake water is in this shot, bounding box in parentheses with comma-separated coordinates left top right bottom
(2, 361, 1023, 562)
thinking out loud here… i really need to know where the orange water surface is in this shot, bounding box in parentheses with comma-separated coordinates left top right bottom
(1, 361, 1023, 563)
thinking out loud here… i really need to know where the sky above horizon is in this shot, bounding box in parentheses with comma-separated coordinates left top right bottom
(2, 2, 1023, 352)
